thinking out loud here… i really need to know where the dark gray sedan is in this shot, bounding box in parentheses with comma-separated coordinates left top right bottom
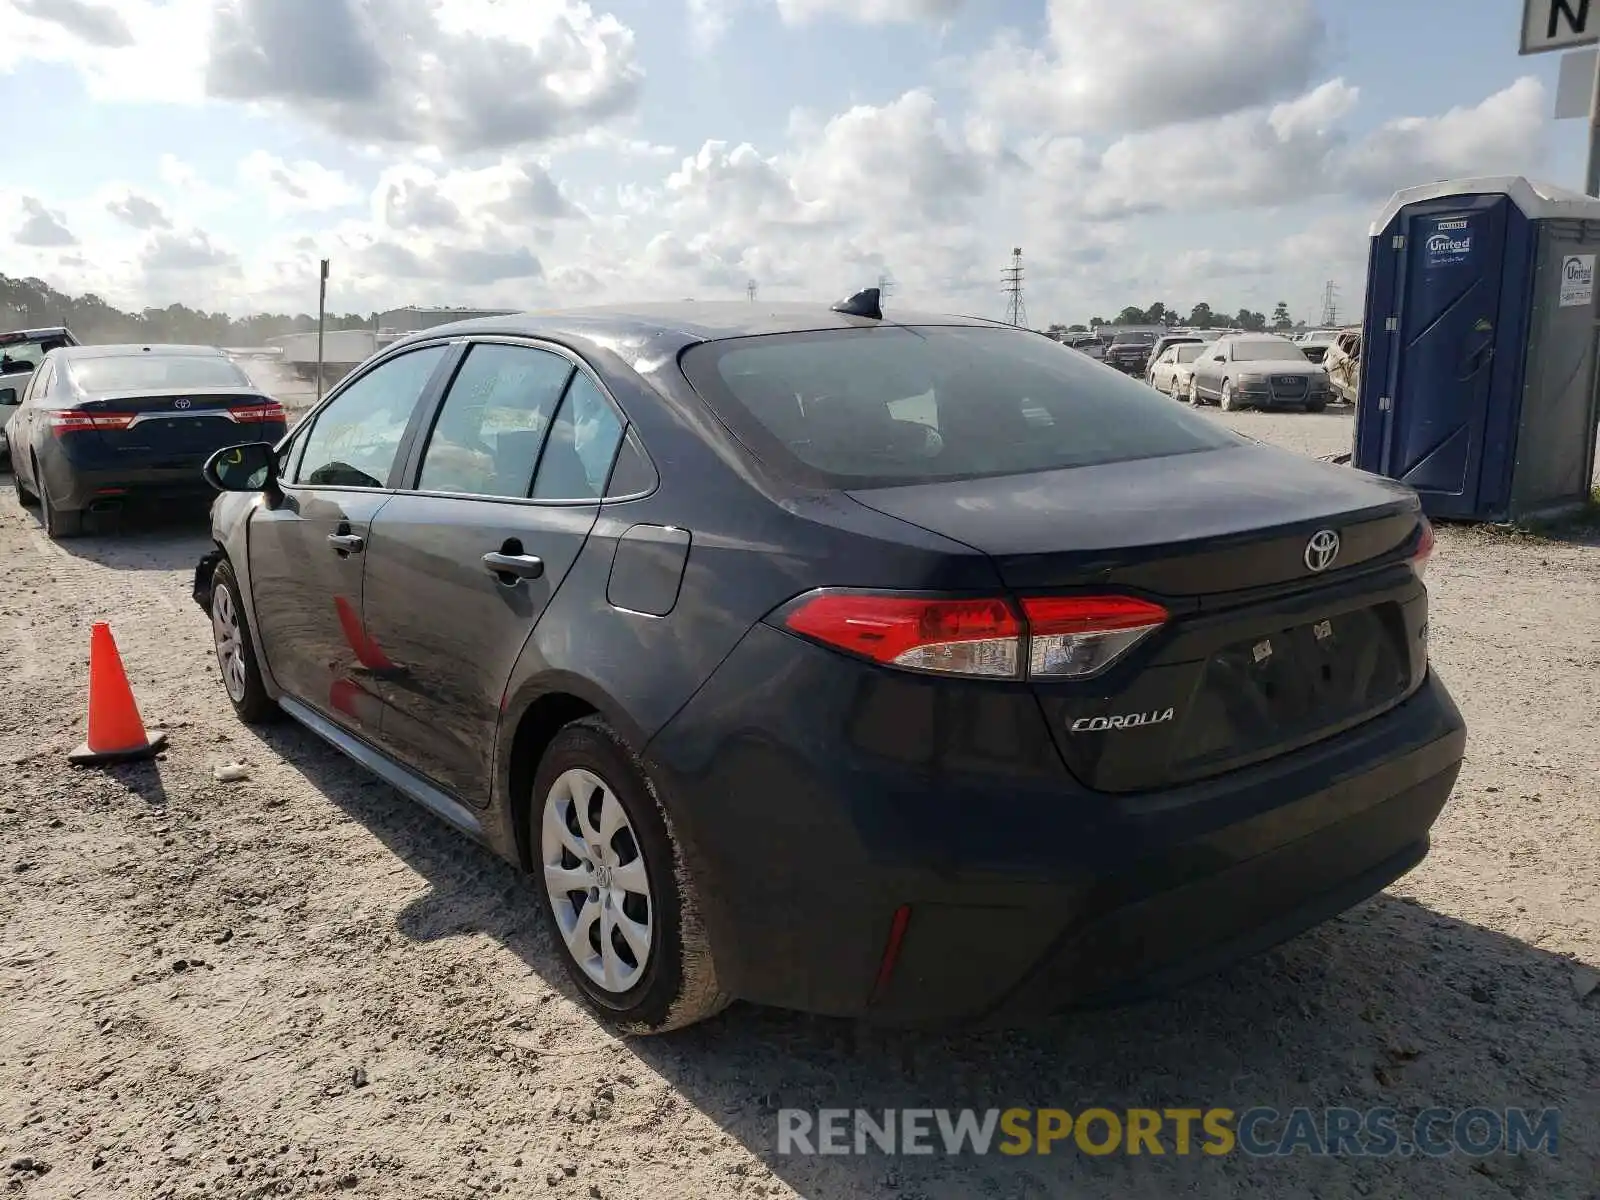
(1188, 334, 1333, 412)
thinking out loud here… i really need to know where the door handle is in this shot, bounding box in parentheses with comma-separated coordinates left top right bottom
(327, 533, 365, 553)
(482, 552, 545, 581)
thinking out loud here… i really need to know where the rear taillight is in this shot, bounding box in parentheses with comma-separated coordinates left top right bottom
(230, 400, 285, 423)
(780, 591, 1168, 680)
(1410, 517, 1435, 579)
(1020, 595, 1170, 678)
(782, 594, 1022, 677)
(49, 410, 134, 434)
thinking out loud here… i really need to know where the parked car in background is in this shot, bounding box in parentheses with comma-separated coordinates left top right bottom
(1145, 334, 1204, 379)
(1188, 334, 1333, 412)
(0, 327, 79, 462)
(1324, 328, 1361, 403)
(1103, 330, 1158, 374)
(193, 298, 1458, 1034)
(8, 343, 287, 537)
(1294, 330, 1339, 364)
(1148, 342, 1207, 397)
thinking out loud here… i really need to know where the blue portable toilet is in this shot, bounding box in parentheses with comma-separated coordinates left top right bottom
(1355, 176, 1600, 522)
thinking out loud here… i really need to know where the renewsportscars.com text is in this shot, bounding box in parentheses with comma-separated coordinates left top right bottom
(777, 1107, 1560, 1158)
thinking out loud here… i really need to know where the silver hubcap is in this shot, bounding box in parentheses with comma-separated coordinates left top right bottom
(540, 767, 653, 994)
(211, 583, 249, 703)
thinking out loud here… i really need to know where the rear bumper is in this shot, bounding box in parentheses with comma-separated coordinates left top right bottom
(40, 458, 217, 511)
(646, 623, 1466, 1024)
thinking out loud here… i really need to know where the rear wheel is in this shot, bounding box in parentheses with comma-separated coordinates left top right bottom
(210, 560, 279, 724)
(534, 717, 728, 1034)
(37, 466, 84, 538)
(14, 458, 38, 507)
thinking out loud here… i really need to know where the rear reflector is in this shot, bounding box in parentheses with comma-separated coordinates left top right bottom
(870, 905, 913, 1004)
(230, 400, 285, 423)
(49, 410, 135, 433)
(1409, 517, 1435, 579)
(780, 591, 1168, 680)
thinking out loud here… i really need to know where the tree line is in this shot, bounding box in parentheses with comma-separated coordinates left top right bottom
(1046, 300, 1304, 336)
(1, 273, 378, 347)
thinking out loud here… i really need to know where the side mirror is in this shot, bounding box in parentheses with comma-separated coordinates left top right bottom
(0, 360, 33, 377)
(0, 387, 17, 406)
(1212, 355, 1226, 362)
(204, 442, 278, 492)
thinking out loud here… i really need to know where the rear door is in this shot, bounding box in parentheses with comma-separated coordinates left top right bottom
(359, 342, 630, 806)
(1380, 199, 1509, 516)
(248, 343, 453, 741)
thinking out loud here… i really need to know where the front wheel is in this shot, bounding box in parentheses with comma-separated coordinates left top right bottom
(534, 717, 728, 1034)
(1219, 379, 1240, 412)
(210, 560, 280, 724)
(1188, 377, 1203, 406)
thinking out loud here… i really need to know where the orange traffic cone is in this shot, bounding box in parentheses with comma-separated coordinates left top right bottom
(67, 622, 168, 765)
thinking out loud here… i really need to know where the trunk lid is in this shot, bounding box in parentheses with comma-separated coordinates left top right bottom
(60, 388, 283, 465)
(847, 444, 1431, 792)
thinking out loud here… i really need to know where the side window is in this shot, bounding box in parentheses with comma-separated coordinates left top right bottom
(26, 362, 53, 404)
(532, 373, 624, 501)
(605, 429, 658, 498)
(416, 343, 573, 498)
(294, 346, 447, 488)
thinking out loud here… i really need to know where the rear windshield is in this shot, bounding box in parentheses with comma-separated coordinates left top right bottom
(1112, 332, 1155, 344)
(68, 354, 250, 393)
(1230, 340, 1308, 363)
(679, 325, 1241, 487)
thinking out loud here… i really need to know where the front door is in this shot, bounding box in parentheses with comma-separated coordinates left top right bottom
(360, 344, 628, 806)
(248, 343, 452, 739)
(1383, 198, 1510, 517)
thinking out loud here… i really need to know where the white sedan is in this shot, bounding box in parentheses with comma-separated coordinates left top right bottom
(1147, 342, 1206, 398)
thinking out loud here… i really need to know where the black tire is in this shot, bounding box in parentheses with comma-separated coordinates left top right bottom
(1219, 379, 1240, 412)
(38, 465, 84, 538)
(14, 458, 38, 507)
(1305, 399, 1327, 413)
(532, 716, 728, 1034)
(209, 559, 280, 724)
(1188, 377, 1203, 406)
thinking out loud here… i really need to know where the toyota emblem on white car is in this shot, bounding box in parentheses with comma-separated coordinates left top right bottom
(174, 397, 191, 409)
(1304, 529, 1340, 572)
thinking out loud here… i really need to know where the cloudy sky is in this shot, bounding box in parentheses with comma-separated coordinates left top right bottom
(0, 0, 1589, 325)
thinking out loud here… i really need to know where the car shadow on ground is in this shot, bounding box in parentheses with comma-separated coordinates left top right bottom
(48, 501, 214, 571)
(250, 719, 1599, 1198)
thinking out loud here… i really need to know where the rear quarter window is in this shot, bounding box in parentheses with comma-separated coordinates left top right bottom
(679, 325, 1241, 487)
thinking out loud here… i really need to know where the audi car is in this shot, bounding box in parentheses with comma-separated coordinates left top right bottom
(1189, 334, 1334, 411)
(8, 343, 287, 537)
(191, 296, 1464, 1033)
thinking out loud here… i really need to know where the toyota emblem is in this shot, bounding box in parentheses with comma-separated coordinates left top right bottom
(174, 397, 192, 410)
(1304, 529, 1340, 573)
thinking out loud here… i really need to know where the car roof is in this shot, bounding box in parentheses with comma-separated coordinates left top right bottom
(0, 327, 70, 345)
(391, 301, 1005, 357)
(58, 343, 228, 359)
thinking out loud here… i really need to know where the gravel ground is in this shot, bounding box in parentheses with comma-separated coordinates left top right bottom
(1, 408, 1597, 1199)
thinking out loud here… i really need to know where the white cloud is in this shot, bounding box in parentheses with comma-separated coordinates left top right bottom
(14, 196, 78, 247)
(776, 0, 963, 23)
(205, 0, 644, 152)
(0, 0, 210, 102)
(974, 0, 1324, 135)
(238, 151, 362, 216)
(104, 188, 173, 230)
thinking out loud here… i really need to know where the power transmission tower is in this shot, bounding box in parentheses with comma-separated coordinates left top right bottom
(877, 272, 895, 301)
(747, 279, 758, 302)
(1320, 280, 1339, 327)
(1002, 247, 1027, 328)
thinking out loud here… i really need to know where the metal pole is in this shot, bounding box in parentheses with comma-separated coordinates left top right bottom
(315, 258, 329, 404)
(1587, 53, 1600, 196)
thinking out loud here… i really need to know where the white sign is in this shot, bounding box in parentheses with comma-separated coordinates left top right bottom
(1523, 0, 1599, 54)
(1554, 46, 1599, 116)
(1559, 253, 1595, 305)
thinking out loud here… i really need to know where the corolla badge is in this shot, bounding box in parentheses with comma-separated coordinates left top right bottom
(1069, 708, 1176, 733)
(1304, 528, 1341, 572)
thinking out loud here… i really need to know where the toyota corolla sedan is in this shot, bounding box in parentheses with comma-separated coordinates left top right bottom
(192, 296, 1464, 1033)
